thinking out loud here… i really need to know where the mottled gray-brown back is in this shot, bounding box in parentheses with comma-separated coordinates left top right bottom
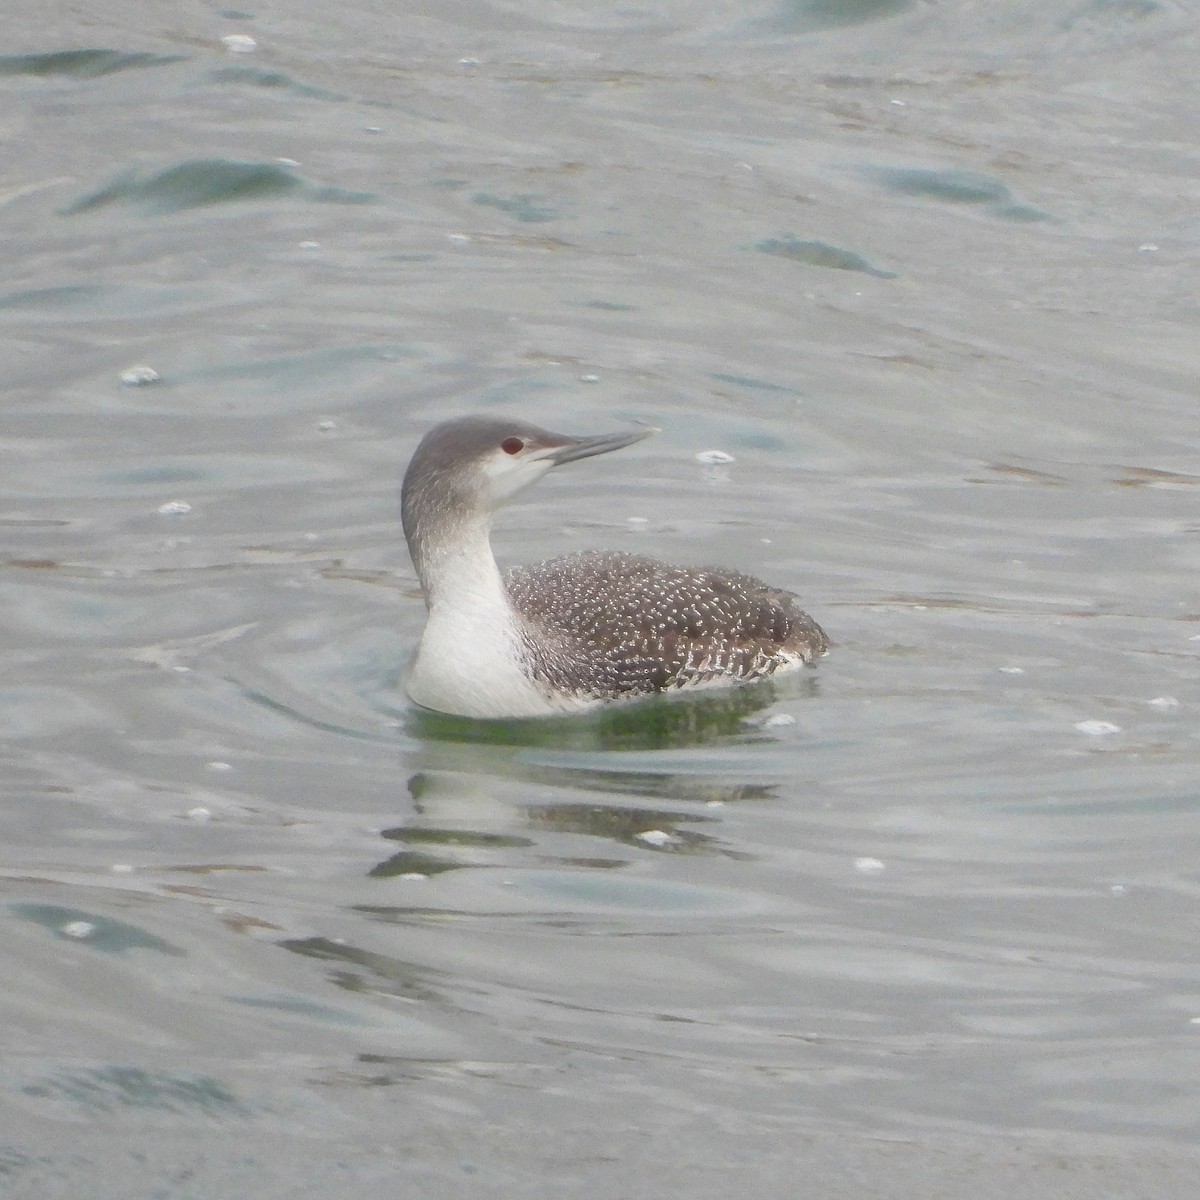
(505, 550, 828, 702)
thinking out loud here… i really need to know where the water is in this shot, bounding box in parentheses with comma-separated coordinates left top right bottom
(3, 1, 1200, 1194)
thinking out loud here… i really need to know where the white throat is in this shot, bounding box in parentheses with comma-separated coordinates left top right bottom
(404, 516, 571, 718)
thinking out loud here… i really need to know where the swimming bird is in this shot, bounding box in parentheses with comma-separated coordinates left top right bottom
(401, 415, 828, 718)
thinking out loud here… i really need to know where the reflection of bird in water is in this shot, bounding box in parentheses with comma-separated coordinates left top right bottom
(405, 671, 816, 752)
(401, 415, 828, 719)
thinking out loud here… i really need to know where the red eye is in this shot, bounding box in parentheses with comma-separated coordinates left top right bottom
(501, 437, 525, 455)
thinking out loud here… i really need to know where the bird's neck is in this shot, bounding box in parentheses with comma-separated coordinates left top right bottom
(412, 513, 513, 626)
(404, 512, 559, 718)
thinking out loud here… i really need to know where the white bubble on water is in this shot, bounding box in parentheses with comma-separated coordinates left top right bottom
(1074, 720, 1121, 736)
(635, 829, 676, 847)
(121, 365, 159, 386)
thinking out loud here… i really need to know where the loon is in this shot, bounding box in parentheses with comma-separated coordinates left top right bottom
(401, 415, 828, 718)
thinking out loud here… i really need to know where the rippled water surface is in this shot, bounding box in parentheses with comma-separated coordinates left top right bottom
(4, 1, 1200, 1195)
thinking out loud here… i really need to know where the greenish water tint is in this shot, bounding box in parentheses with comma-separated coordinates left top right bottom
(0, 284, 105, 311)
(404, 682, 782, 751)
(382, 827, 535, 849)
(63, 159, 374, 215)
(0, 282, 209, 321)
(871, 166, 1011, 203)
(524, 802, 742, 857)
(0, 1146, 31, 1177)
(472, 192, 560, 223)
(369, 848, 471, 877)
(462, 867, 764, 916)
(281, 937, 445, 1004)
(0, 50, 186, 78)
(865, 166, 1053, 221)
(11, 904, 186, 956)
(756, 235, 896, 277)
(21, 1067, 245, 1116)
(208, 66, 347, 102)
(174, 341, 421, 391)
(711, 372, 798, 394)
(755, 0, 913, 33)
(226, 994, 367, 1025)
(105, 464, 209, 486)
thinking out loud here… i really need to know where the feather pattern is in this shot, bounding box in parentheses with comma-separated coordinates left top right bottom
(506, 550, 828, 703)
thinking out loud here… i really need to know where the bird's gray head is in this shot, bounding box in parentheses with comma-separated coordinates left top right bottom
(401, 415, 653, 576)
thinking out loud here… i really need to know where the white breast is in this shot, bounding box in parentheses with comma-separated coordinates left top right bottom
(404, 596, 590, 719)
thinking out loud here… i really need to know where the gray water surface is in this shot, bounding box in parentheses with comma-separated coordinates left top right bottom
(3, 0, 1200, 1195)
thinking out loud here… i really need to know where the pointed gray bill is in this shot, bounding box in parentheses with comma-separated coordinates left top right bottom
(546, 424, 657, 466)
